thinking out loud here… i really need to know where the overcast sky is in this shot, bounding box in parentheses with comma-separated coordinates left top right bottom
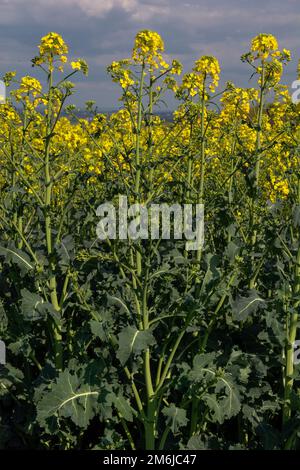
(0, 0, 299, 108)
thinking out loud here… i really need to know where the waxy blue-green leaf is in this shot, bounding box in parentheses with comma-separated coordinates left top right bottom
(36, 368, 100, 428)
(231, 290, 265, 321)
(116, 326, 156, 365)
(162, 404, 188, 433)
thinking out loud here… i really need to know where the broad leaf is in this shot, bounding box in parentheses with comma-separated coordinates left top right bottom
(36, 367, 100, 428)
(110, 393, 136, 422)
(116, 326, 156, 365)
(232, 290, 264, 321)
(162, 404, 188, 433)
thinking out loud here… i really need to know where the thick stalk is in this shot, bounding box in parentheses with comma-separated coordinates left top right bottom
(196, 93, 206, 262)
(134, 63, 156, 448)
(227, 141, 237, 244)
(134, 62, 145, 198)
(283, 177, 300, 427)
(283, 245, 300, 425)
(142, 270, 155, 448)
(249, 61, 265, 289)
(44, 68, 62, 369)
(148, 74, 154, 191)
(144, 397, 156, 450)
(14, 105, 28, 249)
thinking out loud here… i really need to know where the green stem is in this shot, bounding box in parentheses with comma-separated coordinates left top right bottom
(44, 67, 62, 370)
(156, 329, 186, 393)
(158, 425, 171, 450)
(249, 61, 265, 289)
(196, 91, 206, 265)
(283, 178, 300, 427)
(119, 415, 136, 450)
(144, 397, 156, 450)
(134, 61, 145, 198)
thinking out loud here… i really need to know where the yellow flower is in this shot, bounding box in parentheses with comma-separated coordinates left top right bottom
(132, 30, 167, 69)
(12, 76, 42, 109)
(70, 59, 88, 75)
(38, 32, 68, 57)
(194, 56, 220, 92)
(107, 60, 134, 89)
(71, 61, 81, 70)
(119, 71, 134, 89)
(220, 86, 257, 122)
(251, 33, 278, 59)
(282, 48, 291, 61)
(179, 56, 220, 98)
(19, 76, 42, 96)
(170, 59, 182, 75)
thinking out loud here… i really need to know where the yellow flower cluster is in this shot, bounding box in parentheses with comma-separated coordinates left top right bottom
(108, 60, 134, 89)
(194, 56, 220, 92)
(251, 33, 278, 59)
(70, 59, 89, 75)
(132, 30, 168, 69)
(220, 87, 258, 122)
(32, 33, 88, 76)
(13, 76, 43, 109)
(107, 30, 182, 96)
(180, 56, 220, 98)
(38, 32, 68, 58)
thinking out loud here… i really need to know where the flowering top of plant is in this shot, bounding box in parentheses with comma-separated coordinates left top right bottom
(242, 34, 291, 89)
(251, 33, 278, 60)
(31, 32, 88, 76)
(178, 56, 220, 99)
(194, 56, 220, 92)
(38, 32, 68, 58)
(107, 30, 182, 112)
(132, 30, 168, 69)
(243, 33, 291, 65)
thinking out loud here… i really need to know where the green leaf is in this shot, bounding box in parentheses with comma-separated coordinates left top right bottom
(36, 368, 99, 428)
(116, 326, 156, 365)
(108, 295, 131, 315)
(56, 235, 75, 272)
(186, 435, 205, 450)
(0, 246, 33, 274)
(0, 300, 7, 333)
(21, 289, 45, 321)
(110, 393, 136, 422)
(225, 241, 240, 262)
(215, 374, 241, 419)
(186, 434, 224, 449)
(199, 254, 221, 295)
(0, 365, 24, 397)
(90, 320, 106, 341)
(200, 374, 241, 424)
(203, 394, 223, 423)
(189, 353, 217, 382)
(293, 204, 300, 227)
(232, 290, 265, 321)
(20, 289, 60, 322)
(162, 404, 188, 433)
